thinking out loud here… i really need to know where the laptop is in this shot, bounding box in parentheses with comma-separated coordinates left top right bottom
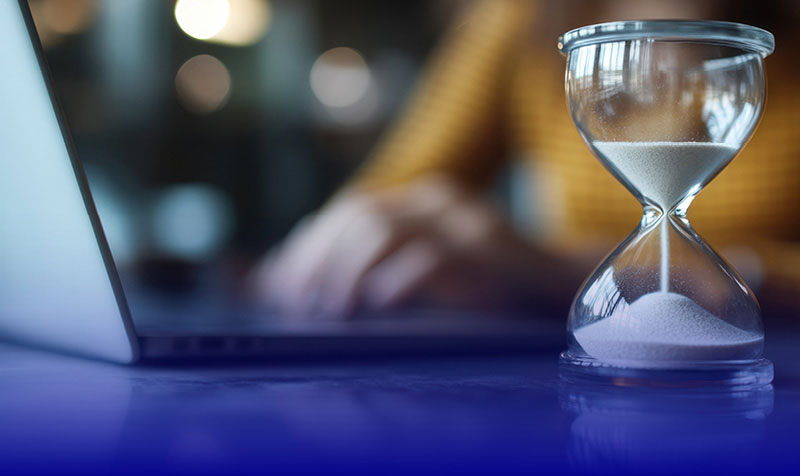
(0, 0, 561, 363)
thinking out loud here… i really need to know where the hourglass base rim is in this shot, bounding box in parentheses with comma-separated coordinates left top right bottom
(559, 351, 773, 390)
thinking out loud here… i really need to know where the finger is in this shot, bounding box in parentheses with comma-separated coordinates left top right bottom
(313, 211, 400, 318)
(259, 214, 323, 312)
(396, 174, 466, 218)
(269, 177, 468, 318)
(264, 197, 374, 316)
(309, 194, 434, 317)
(313, 205, 445, 318)
(360, 239, 444, 311)
(313, 178, 471, 317)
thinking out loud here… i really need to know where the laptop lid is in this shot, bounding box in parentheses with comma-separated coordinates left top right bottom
(0, 0, 138, 363)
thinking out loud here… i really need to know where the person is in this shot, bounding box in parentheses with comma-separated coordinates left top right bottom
(253, 0, 800, 320)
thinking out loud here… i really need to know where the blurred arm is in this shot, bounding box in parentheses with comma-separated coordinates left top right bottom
(353, 0, 534, 192)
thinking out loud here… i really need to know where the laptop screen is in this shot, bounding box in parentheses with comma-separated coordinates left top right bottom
(0, 1, 136, 362)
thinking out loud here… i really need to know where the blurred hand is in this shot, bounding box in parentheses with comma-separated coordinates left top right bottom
(251, 175, 581, 319)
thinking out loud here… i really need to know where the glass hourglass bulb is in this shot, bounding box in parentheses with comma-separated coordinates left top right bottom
(557, 21, 775, 388)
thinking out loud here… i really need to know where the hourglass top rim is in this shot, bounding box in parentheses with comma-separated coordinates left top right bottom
(558, 20, 774, 57)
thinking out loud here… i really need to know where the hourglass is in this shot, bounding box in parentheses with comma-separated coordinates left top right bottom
(557, 21, 775, 388)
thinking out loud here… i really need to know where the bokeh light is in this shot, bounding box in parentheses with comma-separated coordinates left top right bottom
(40, 0, 98, 34)
(174, 0, 230, 40)
(174, 0, 270, 46)
(29, 0, 98, 48)
(152, 184, 234, 260)
(310, 47, 372, 108)
(175, 54, 232, 114)
(212, 0, 271, 46)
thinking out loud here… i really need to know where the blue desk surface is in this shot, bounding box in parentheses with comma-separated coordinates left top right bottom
(1, 333, 798, 475)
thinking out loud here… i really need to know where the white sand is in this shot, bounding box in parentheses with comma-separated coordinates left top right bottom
(575, 143, 756, 366)
(594, 141, 737, 292)
(574, 292, 762, 367)
(593, 141, 737, 209)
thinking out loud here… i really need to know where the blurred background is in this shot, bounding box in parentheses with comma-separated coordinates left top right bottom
(27, 0, 800, 319)
(29, 0, 461, 297)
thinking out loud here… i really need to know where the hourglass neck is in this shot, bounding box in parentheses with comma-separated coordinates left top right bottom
(641, 189, 698, 220)
(641, 204, 689, 225)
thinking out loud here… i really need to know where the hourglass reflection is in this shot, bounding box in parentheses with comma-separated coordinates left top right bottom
(557, 21, 775, 387)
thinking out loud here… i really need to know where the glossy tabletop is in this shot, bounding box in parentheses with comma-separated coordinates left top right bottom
(1, 331, 799, 475)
